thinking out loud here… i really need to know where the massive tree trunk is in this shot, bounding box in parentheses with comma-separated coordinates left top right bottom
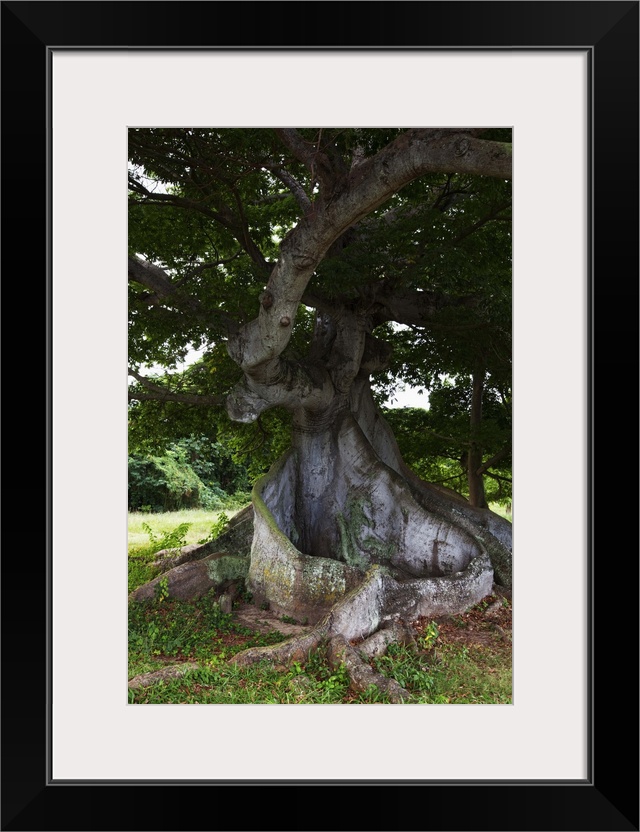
(226, 307, 511, 680)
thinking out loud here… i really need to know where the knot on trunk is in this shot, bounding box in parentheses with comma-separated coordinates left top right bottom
(360, 334, 392, 373)
(291, 253, 316, 270)
(454, 137, 470, 156)
(226, 380, 271, 423)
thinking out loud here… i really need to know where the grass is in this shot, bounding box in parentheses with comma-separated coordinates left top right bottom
(127, 592, 512, 705)
(424, 642, 513, 704)
(128, 508, 245, 593)
(128, 507, 242, 549)
(128, 511, 512, 704)
(128, 592, 288, 680)
(488, 502, 512, 520)
(128, 623, 512, 704)
(128, 657, 352, 705)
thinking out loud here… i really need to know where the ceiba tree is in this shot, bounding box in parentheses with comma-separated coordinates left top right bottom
(129, 128, 512, 699)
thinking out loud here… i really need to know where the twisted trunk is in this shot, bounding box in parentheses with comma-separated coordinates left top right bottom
(227, 310, 511, 666)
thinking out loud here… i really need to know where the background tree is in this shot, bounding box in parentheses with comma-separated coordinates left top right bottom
(128, 435, 251, 512)
(128, 127, 513, 692)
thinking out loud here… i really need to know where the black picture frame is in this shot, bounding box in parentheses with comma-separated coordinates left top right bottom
(2, 2, 638, 830)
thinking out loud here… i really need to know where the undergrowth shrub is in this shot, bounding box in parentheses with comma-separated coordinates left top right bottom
(128, 435, 252, 513)
(128, 522, 192, 593)
(128, 454, 205, 512)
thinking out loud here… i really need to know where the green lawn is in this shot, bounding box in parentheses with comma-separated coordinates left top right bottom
(128, 507, 243, 550)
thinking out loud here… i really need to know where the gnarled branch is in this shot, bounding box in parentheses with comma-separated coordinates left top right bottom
(128, 368, 226, 407)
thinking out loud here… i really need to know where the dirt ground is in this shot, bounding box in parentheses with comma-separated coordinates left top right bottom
(420, 590, 512, 650)
(233, 602, 312, 638)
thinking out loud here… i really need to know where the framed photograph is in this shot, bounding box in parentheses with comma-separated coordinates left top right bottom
(3, 2, 637, 830)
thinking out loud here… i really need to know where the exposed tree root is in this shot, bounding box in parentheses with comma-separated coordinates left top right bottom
(128, 662, 200, 690)
(230, 566, 383, 667)
(230, 567, 422, 701)
(230, 620, 415, 702)
(327, 634, 412, 703)
(357, 620, 418, 659)
(229, 628, 327, 668)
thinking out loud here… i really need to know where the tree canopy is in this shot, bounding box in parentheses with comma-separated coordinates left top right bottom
(128, 127, 512, 506)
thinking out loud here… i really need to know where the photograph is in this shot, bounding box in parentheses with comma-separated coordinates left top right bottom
(126, 126, 514, 705)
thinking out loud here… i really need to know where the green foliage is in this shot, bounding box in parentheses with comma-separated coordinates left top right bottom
(373, 642, 437, 693)
(383, 390, 512, 505)
(197, 512, 230, 544)
(128, 520, 191, 593)
(155, 575, 169, 604)
(128, 558, 159, 595)
(170, 435, 250, 495)
(128, 589, 291, 684)
(421, 620, 440, 650)
(286, 644, 351, 703)
(128, 591, 247, 669)
(128, 454, 205, 512)
(128, 128, 512, 509)
(212, 408, 293, 483)
(141, 521, 191, 551)
(421, 641, 512, 704)
(128, 434, 252, 512)
(129, 508, 242, 549)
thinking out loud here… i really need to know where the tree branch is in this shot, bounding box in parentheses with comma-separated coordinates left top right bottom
(129, 177, 271, 276)
(443, 201, 511, 249)
(173, 252, 243, 287)
(371, 287, 482, 328)
(274, 128, 336, 193)
(266, 165, 313, 214)
(128, 179, 230, 225)
(226, 129, 511, 414)
(128, 368, 226, 407)
(128, 256, 238, 334)
(483, 472, 512, 484)
(476, 446, 511, 476)
(301, 290, 340, 316)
